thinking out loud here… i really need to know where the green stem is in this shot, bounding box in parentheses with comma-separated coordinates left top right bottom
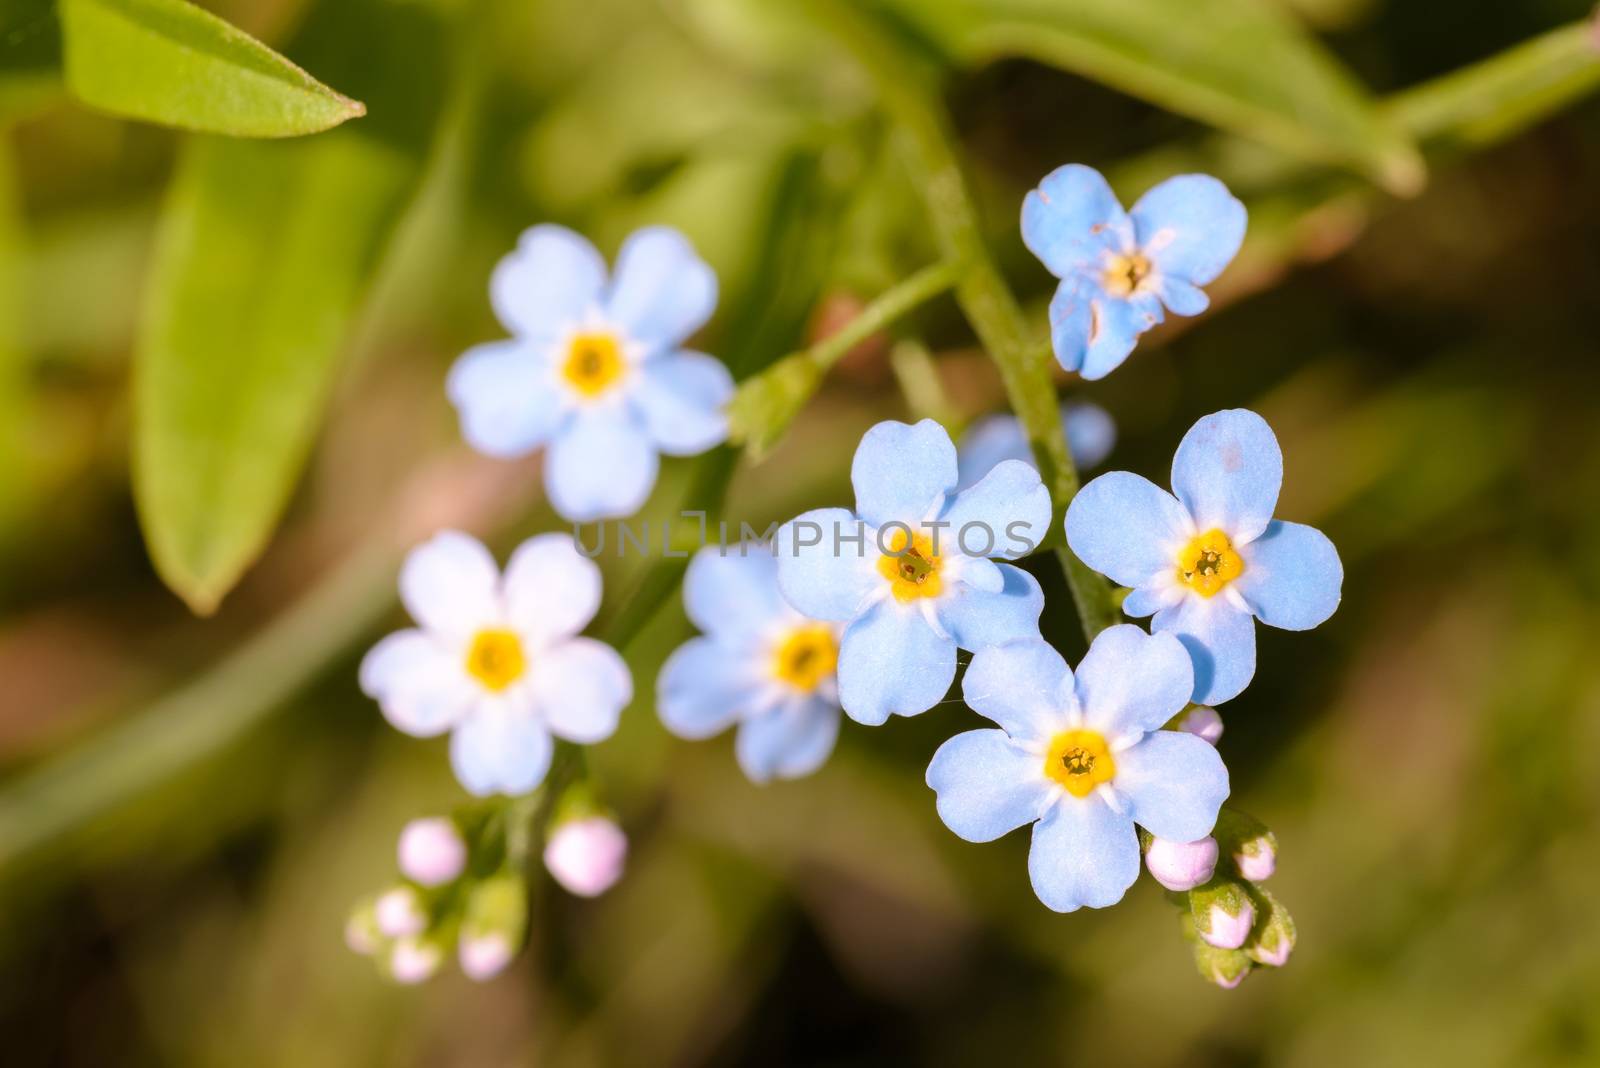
(814, 0, 1121, 639)
(807, 259, 958, 373)
(888, 339, 959, 430)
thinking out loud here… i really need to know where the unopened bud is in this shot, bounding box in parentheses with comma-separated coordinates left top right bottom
(459, 933, 515, 981)
(544, 816, 627, 898)
(398, 817, 468, 887)
(1190, 879, 1256, 950)
(1214, 809, 1277, 882)
(387, 937, 442, 984)
(344, 897, 382, 956)
(1194, 940, 1252, 989)
(459, 872, 527, 981)
(1245, 887, 1296, 967)
(374, 885, 427, 938)
(1177, 705, 1223, 744)
(1145, 836, 1219, 892)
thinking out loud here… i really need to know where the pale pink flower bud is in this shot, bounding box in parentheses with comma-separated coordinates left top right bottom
(1233, 835, 1277, 882)
(544, 817, 627, 897)
(1144, 836, 1219, 891)
(388, 937, 441, 984)
(459, 934, 514, 981)
(397, 817, 467, 887)
(1201, 899, 1256, 950)
(1178, 705, 1223, 744)
(374, 885, 426, 938)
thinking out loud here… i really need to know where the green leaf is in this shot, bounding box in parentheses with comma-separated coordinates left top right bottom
(59, 0, 364, 136)
(876, 0, 1424, 193)
(133, 134, 412, 613)
(1387, 20, 1600, 152)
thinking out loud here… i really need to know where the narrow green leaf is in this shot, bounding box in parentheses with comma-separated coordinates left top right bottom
(133, 134, 411, 613)
(1387, 19, 1600, 151)
(877, 0, 1424, 194)
(59, 0, 364, 136)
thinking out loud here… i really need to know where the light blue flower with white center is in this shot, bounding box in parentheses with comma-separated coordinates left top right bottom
(447, 225, 734, 522)
(773, 419, 1052, 726)
(955, 400, 1116, 492)
(657, 544, 844, 783)
(927, 627, 1229, 912)
(1022, 164, 1246, 380)
(360, 531, 631, 797)
(1065, 409, 1343, 706)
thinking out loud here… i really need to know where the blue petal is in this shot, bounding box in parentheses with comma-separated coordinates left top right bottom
(939, 459, 1051, 560)
(604, 226, 717, 351)
(1080, 292, 1163, 381)
(955, 414, 1031, 492)
(1045, 275, 1093, 375)
(683, 544, 789, 638)
(1065, 471, 1192, 589)
(936, 563, 1044, 652)
(954, 402, 1116, 492)
(631, 350, 733, 456)
(961, 638, 1074, 743)
(1121, 586, 1170, 618)
(657, 636, 762, 739)
(926, 729, 1052, 842)
(1021, 163, 1129, 278)
(1027, 795, 1140, 912)
(1152, 594, 1256, 705)
(490, 225, 606, 340)
(1116, 730, 1229, 842)
(1074, 625, 1194, 744)
(533, 637, 632, 744)
(774, 508, 879, 622)
(1170, 409, 1282, 543)
(1064, 401, 1116, 469)
(851, 419, 958, 528)
(1158, 277, 1209, 317)
(450, 705, 553, 798)
(736, 697, 840, 782)
(1235, 519, 1342, 631)
(447, 340, 564, 458)
(544, 407, 660, 522)
(1129, 174, 1246, 287)
(836, 600, 956, 725)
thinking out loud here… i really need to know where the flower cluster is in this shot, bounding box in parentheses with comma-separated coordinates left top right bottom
(354, 166, 1336, 987)
(345, 815, 527, 984)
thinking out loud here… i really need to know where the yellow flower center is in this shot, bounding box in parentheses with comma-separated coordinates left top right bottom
(1044, 729, 1116, 798)
(772, 624, 838, 693)
(1176, 528, 1244, 598)
(465, 628, 527, 691)
(1102, 251, 1153, 297)
(875, 528, 944, 603)
(561, 332, 625, 397)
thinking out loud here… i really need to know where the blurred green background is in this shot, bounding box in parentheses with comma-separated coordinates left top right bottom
(4, 0, 1600, 1064)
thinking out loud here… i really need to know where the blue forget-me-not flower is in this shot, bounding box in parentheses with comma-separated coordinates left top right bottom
(774, 419, 1052, 726)
(1065, 409, 1343, 706)
(927, 627, 1229, 912)
(1022, 165, 1246, 380)
(657, 543, 844, 783)
(448, 225, 734, 521)
(360, 531, 632, 797)
(955, 400, 1117, 492)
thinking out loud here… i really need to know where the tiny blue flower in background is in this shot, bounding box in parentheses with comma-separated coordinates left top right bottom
(448, 225, 734, 522)
(657, 544, 844, 783)
(360, 530, 631, 797)
(774, 419, 1052, 726)
(927, 627, 1229, 912)
(955, 400, 1116, 491)
(1022, 164, 1246, 380)
(1065, 409, 1343, 706)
